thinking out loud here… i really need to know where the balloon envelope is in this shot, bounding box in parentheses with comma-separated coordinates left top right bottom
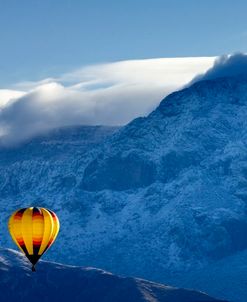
(8, 207, 59, 270)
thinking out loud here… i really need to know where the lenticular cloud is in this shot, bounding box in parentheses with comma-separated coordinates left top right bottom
(0, 57, 215, 145)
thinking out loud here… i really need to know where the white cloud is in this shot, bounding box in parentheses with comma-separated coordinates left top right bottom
(0, 57, 216, 145)
(190, 53, 247, 84)
(0, 89, 26, 108)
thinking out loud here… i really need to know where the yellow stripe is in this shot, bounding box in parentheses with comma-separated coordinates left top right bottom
(38, 209, 53, 255)
(50, 212, 60, 245)
(43, 211, 60, 252)
(21, 208, 34, 255)
(8, 211, 25, 254)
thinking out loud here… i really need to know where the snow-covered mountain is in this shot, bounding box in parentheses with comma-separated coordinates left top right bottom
(0, 248, 226, 302)
(1, 76, 247, 301)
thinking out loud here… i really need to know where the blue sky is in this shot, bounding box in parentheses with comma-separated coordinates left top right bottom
(0, 0, 247, 86)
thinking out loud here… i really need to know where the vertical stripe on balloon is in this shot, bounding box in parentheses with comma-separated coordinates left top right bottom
(21, 208, 34, 255)
(9, 208, 26, 254)
(38, 208, 53, 255)
(32, 207, 44, 256)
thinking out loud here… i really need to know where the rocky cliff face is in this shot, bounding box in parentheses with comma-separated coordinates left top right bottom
(1, 76, 247, 301)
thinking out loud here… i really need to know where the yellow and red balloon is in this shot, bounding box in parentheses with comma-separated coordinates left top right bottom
(8, 207, 59, 271)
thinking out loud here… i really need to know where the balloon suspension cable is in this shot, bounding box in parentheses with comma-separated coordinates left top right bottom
(31, 265, 36, 272)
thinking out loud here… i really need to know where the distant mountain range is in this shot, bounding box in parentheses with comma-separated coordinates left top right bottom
(1, 76, 247, 301)
(0, 249, 226, 302)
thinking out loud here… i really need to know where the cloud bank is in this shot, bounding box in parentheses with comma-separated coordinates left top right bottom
(190, 53, 247, 84)
(0, 57, 216, 145)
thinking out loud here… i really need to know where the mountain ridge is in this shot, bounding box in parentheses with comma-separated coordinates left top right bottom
(0, 248, 227, 302)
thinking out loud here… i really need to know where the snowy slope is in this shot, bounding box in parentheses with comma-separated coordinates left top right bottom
(1, 76, 247, 301)
(0, 248, 226, 302)
(171, 249, 247, 302)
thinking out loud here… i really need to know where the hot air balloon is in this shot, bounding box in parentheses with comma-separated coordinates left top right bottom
(8, 207, 59, 271)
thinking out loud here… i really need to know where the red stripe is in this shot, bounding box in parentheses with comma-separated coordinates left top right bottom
(33, 241, 42, 245)
(16, 239, 25, 245)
